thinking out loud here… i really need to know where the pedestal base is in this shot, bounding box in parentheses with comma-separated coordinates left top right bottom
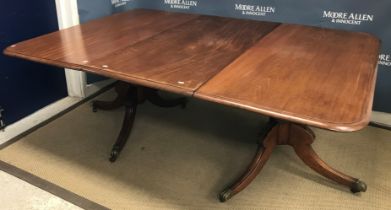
(92, 81, 187, 162)
(219, 120, 367, 202)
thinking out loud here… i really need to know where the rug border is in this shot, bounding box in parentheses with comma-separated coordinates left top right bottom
(0, 160, 110, 210)
(0, 85, 114, 210)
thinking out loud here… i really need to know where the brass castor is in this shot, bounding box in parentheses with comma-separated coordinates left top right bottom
(218, 189, 233, 202)
(350, 180, 367, 193)
(109, 150, 119, 162)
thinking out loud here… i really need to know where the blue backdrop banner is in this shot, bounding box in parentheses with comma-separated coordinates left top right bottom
(77, 0, 391, 113)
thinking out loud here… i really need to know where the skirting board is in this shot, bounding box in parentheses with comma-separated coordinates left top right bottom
(370, 111, 391, 130)
(0, 80, 114, 146)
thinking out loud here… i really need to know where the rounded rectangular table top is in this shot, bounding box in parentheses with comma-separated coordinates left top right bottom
(4, 9, 380, 132)
(195, 24, 380, 132)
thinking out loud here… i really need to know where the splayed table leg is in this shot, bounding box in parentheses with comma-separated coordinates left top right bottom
(219, 120, 366, 202)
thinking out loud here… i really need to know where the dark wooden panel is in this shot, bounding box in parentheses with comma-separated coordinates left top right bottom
(4, 9, 199, 70)
(195, 24, 380, 131)
(85, 16, 279, 94)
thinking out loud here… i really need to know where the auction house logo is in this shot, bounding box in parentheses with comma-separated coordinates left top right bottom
(322, 11, 374, 25)
(379, 54, 391, 67)
(164, 0, 198, 10)
(111, 0, 132, 8)
(235, 4, 276, 17)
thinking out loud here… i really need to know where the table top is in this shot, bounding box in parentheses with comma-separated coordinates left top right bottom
(4, 9, 197, 70)
(87, 16, 278, 94)
(4, 9, 380, 131)
(4, 9, 279, 95)
(195, 24, 380, 131)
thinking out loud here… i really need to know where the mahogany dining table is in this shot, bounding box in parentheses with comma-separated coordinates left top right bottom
(4, 9, 380, 202)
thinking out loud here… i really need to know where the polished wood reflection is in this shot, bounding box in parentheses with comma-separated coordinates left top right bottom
(4, 9, 198, 67)
(4, 9, 279, 95)
(87, 16, 279, 94)
(196, 24, 380, 131)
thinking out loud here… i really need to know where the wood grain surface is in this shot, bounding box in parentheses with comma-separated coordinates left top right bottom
(86, 16, 279, 94)
(4, 9, 279, 95)
(4, 9, 380, 131)
(195, 24, 380, 131)
(4, 9, 198, 73)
